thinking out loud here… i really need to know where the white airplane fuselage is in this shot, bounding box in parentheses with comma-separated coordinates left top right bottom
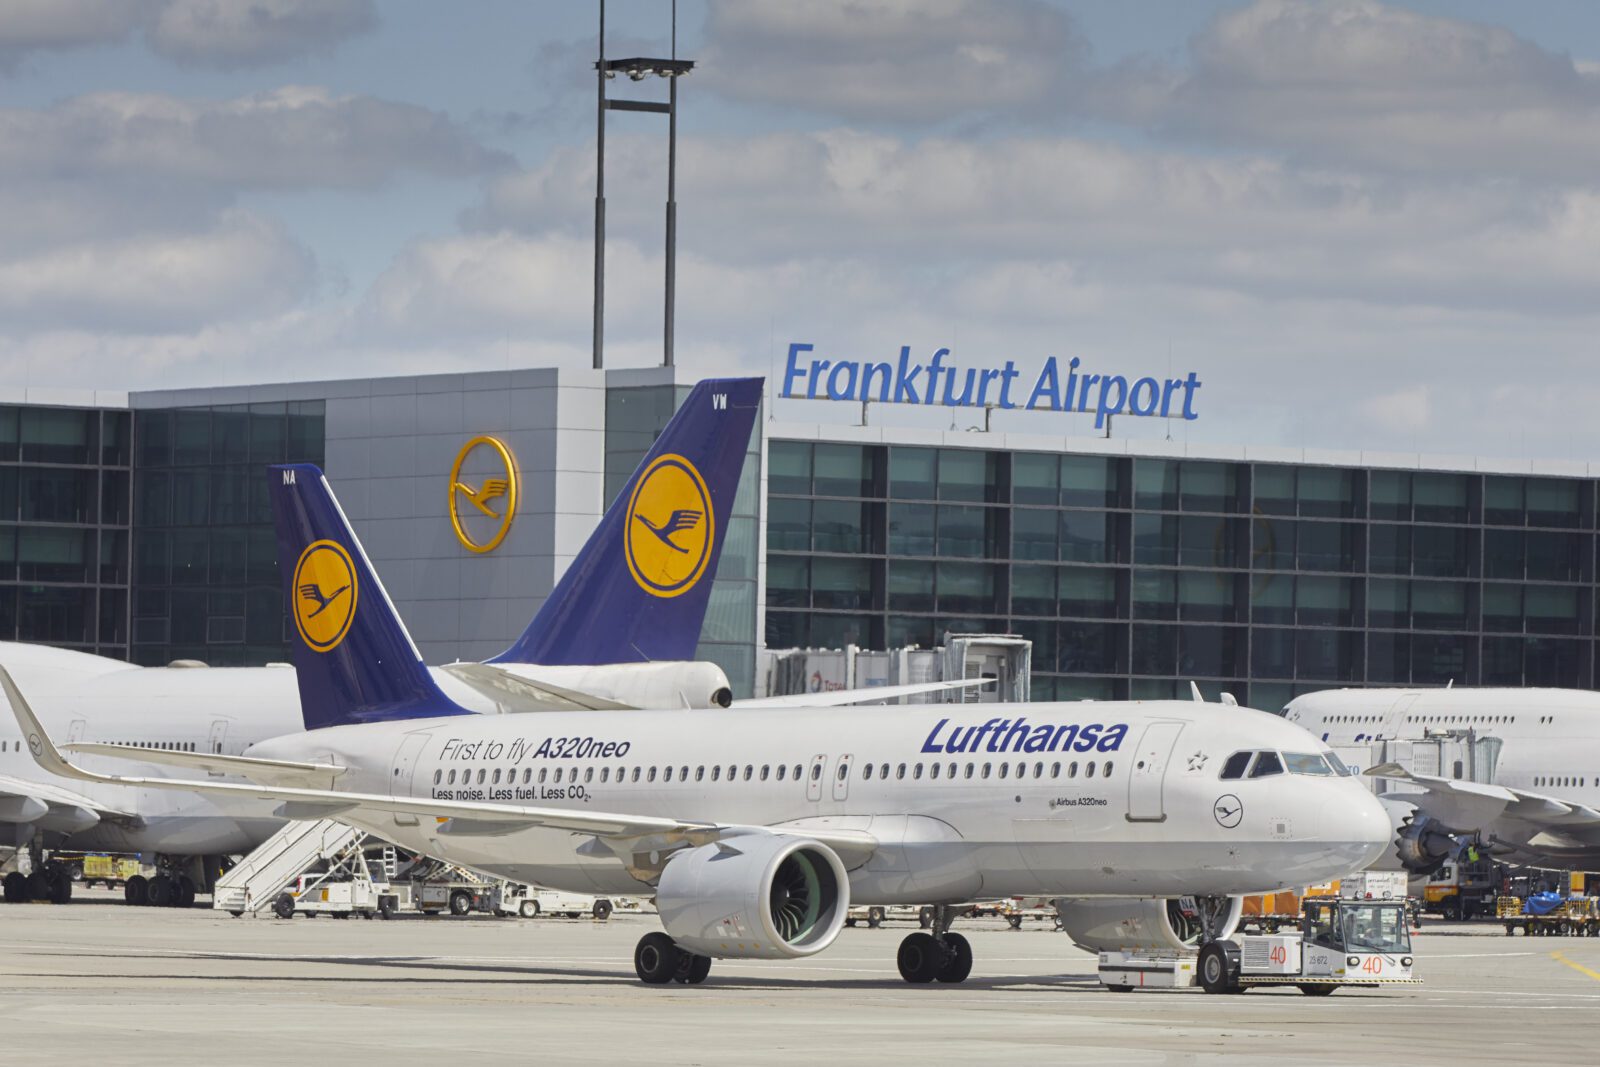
(1286, 687, 1600, 863)
(243, 700, 1390, 901)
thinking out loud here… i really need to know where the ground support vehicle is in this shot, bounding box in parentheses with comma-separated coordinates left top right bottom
(1239, 882, 1338, 934)
(1498, 894, 1600, 936)
(271, 843, 391, 920)
(1000, 897, 1060, 929)
(1418, 857, 1496, 920)
(525, 886, 615, 920)
(78, 854, 144, 890)
(845, 904, 937, 928)
(1100, 896, 1419, 996)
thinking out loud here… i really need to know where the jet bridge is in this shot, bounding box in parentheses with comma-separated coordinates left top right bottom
(1338, 729, 1503, 796)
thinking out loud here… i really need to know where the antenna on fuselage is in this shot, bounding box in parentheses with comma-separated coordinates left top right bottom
(1189, 681, 1205, 703)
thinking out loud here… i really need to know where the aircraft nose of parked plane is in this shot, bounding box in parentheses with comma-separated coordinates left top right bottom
(1328, 781, 1393, 869)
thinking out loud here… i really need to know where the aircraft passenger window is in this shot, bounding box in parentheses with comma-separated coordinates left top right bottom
(880, 763, 890, 780)
(794, 764, 803, 781)
(947, 762, 956, 779)
(744, 766, 753, 781)
(1085, 761, 1096, 778)
(447, 770, 457, 785)
(664, 766, 674, 782)
(759, 765, 768, 781)
(913, 764, 923, 780)
(1249, 751, 1284, 778)
(711, 766, 721, 781)
(998, 762, 1009, 779)
(554, 768, 563, 784)
(1051, 762, 1061, 778)
(600, 768, 609, 783)
(492, 770, 501, 785)
(1035, 762, 1044, 778)
(981, 763, 991, 779)
(838, 764, 849, 781)
(1069, 762, 1078, 778)
(1102, 761, 1113, 777)
(896, 763, 906, 780)
(477, 769, 486, 785)
(1283, 753, 1332, 776)
(539, 768, 548, 784)
(776, 765, 785, 781)
(683, 766, 691, 781)
(863, 763, 873, 780)
(523, 769, 532, 784)
(696, 766, 706, 781)
(433, 770, 441, 785)
(1220, 751, 1251, 779)
(648, 767, 657, 782)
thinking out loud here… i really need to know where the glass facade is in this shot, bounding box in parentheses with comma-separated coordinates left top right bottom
(765, 441, 1600, 709)
(0, 405, 131, 657)
(605, 386, 762, 697)
(131, 402, 325, 666)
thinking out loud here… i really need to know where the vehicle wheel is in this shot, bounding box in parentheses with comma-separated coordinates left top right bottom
(1007, 915, 1023, 930)
(1198, 942, 1238, 995)
(449, 890, 472, 916)
(918, 906, 934, 929)
(68, 864, 84, 882)
(519, 899, 539, 919)
(897, 932, 942, 983)
(868, 906, 885, 929)
(378, 896, 397, 920)
(48, 870, 72, 905)
(593, 899, 613, 921)
(1107, 985, 1134, 993)
(1, 871, 24, 904)
(176, 876, 196, 909)
(146, 874, 172, 908)
(936, 932, 973, 984)
(272, 893, 295, 920)
(1443, 899, 1461, 922)
(1298, 984, 1337, 996)
(124, 875, 148, 906)
(229, 911, 244, 918)
(1504, 924, 1515, 936)
(846, 918, 857, 927)
(635, 932, 683, 985)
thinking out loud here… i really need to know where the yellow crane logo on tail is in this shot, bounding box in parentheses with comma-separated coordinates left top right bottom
(624, 454, 714, 598)
(292, 540, 358, 653)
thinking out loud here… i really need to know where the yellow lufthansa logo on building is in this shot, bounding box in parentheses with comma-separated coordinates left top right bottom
(292, 539, 358, 653)
(624, 453, 714, 598)
(449, 436, 519, 554)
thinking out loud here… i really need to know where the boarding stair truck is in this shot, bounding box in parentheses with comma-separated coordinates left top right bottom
(213, 818, 368, 917)
(1100, 875, 1420, 995)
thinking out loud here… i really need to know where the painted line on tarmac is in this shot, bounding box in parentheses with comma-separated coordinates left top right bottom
(1422, 951, 1542, 958)
(1550, 951, 1600, 983)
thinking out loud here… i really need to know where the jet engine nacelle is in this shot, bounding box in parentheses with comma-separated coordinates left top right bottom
(510, 662, 733, 709)
(656, 835, 850, 960)
(1054, 896, 1243, 954)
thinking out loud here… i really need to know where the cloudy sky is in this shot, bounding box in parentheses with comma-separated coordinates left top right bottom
(3, 0, 1599, 459)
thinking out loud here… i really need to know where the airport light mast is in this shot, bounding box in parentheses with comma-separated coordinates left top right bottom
(593, 1, 694, 369)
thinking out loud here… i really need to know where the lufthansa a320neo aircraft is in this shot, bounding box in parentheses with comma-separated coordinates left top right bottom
(5, 455, 1391, 984)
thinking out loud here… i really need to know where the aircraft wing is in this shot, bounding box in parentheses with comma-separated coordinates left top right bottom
(1, 667, 875, 867)
(0, 771, 135, 826)
(736, 678, 991, 708)
(62, 743, 348, 788)
(440, 662, 636, 712)
(1369, 762, 1600, 836)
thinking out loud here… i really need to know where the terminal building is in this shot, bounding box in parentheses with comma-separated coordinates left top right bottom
(3, 366, 1598, 707)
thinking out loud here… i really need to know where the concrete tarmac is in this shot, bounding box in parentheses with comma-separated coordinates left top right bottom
(4, 889, 1599, 1066)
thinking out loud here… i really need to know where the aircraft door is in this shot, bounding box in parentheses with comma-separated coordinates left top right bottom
(807, 753, 827, 802)
(68, 720, 86, 743)
(392, 733, 431, 796)
(832, 754, 853, 801)
(1126, 721, 1185, 822)
(208, 719, 228, 755)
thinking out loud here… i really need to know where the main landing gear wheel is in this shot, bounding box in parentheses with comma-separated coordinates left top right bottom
(1198, 942, 1241, 995)
(936, 932, 973, 984)
(675, 952, 713, 985)
(635, 932, 684, 985)
(124, 874, 148, 906)
(175, 876, 196, 909)
(2, 871, 26, 903)
(146, 874, 172, 908)
(897, 932, 943, 983)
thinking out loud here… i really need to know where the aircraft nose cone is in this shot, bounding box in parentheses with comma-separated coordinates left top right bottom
(1332, 784, 1393, 868)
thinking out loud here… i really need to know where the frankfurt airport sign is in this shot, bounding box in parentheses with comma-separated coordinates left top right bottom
(780, 343, 1201, 429)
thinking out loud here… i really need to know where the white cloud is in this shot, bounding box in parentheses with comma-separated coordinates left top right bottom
(0, 87, 506, 189)
(0, 211, 313, 333)
(1101, 0, 1600, 180)
(698, 0, 1086, 121)
(0, 0, 153, 70)
(148, 0, 376, 69)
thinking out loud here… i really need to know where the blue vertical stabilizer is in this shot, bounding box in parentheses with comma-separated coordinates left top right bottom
(490, 376, 763, 665)
(269, 464, 471, 731)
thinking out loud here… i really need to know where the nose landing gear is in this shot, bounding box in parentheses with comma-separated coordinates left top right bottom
(896, 905, 972, 984)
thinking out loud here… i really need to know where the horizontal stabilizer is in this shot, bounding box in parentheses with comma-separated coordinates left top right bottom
(440, 662, 635, 712)
(63, 742, 347, 787)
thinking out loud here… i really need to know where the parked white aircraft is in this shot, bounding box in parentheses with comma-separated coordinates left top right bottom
(0, 378, 966, 907)
(1286, 687, 1600, 873)
(3, 462, 1391, 985)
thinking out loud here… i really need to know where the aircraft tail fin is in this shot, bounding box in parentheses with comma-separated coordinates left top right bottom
(269, 464, 472, 731)
(490, 377, 762, 666)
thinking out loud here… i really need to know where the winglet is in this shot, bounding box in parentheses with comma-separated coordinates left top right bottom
(0, 665, 101, 785)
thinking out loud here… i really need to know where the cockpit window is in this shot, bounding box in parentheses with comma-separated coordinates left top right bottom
(1248, 751, 1284, 778)
(1323, 752, 1356, 777)
(1219, 751, 1252, 780)
(1284, 752, 1332, 776)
